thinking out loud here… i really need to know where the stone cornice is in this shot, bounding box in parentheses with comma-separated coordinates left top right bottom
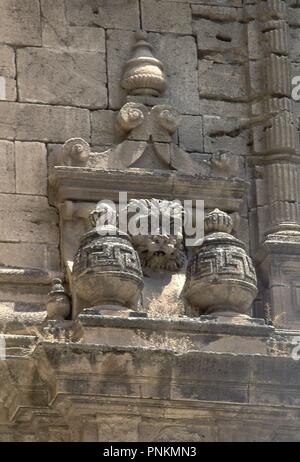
(49, 166, 249, 212)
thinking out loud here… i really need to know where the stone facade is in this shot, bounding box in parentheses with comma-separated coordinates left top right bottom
(1, 0, 300, 442)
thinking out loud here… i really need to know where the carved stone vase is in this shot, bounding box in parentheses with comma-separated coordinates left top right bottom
(183, 209, 258, 318)
(47, 278, 71, 321)
(72, 207, 144, 317)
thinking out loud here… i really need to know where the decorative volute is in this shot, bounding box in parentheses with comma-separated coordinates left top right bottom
(121, 31, 166, 97)
(183, 209, 258, 318)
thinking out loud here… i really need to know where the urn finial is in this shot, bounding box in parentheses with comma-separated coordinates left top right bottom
(89, 202, 117, 229)
(121, 31, 166, 97)
(204, 209, 233, 235)
(47, 278, 71, 321)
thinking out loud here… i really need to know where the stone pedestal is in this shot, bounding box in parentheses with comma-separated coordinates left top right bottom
(78, 313, 274, 355)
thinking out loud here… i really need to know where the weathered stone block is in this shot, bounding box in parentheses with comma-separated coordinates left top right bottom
(248, 60, 264, 101)
(0, 194, 58, 244)
(47, 144, 63, 172)
(65, 0, 140, 30)
(170, 0, 242, 3)
(193, 17, 246, 60)
(41, 0, 105, 51)
(192, 0, 242, 6)
(250, 355, 300, 406)
(247, 21, 264, 60)
(0, 242, 60, 270)
(192, 4, 244, 20)
(141, 0, 192, 34)
(0, 46, 16, 101)
(178, 115, 204, 152)
(107, 30, 137, 109)
(211, 153, 245, 178)
(0, 79, 17, 102)
(0, 141, 15, 193)
(203, 115, 251, 156)
(0, 46, 15, 78)
(199, 98, 248, 117)
(15, 142, 47, 196)
(149, 33, 200, 114)
(0, 102, 90, 143)
(199, 61, 247, 101)
(171, 352, 250, 403)
(288, 5, 300, 27)
(17, 48, 107, 109)
(91, 110, 118, 147)
(0, 0, 41, 46)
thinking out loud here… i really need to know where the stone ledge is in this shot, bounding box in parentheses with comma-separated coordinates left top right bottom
(78, 313, 274, 337)
(77, 313, 274, 355)
(2, 334, 37, 357)
(0, 266, 62, 285)
(49, 166, 249, 211)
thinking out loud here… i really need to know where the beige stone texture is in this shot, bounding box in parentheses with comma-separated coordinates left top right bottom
(0, 194, 58, 244)
(290, 28, 300, 62)
(0, 0, 41, 46)
(15, 142, 47, 196)
(0, 46, 15, 79)
(91, 110, 118, 147)
(0, 46, 16, 101)
(203, 115, 251, 156)
(107, 30, 199, 113)
(199, 61, 247, 101)
(288, 5, 300, 27)
(17, 48, 107, 109)
(199, 98, 248, 117)
(192, 0, 242, 6)
(0, 140, 15, 193)
(148, 33, 200, 114)
(0, 242, 59, 270)
(0, 102, 90, 143)
(178, 115, 204, 152)
(193, 18, 246, 60)
(65, 0, 140, 30)
(41, 0, 105, 52)
(141, 0, 192, 34)
(107, 30, 137, 110)
(170, 0, 242, 3)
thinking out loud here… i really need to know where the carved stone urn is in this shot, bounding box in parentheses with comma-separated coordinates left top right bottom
(47, 278, 71, 321)
(183, 209, 257, 318)
(72, 204, 144, 318)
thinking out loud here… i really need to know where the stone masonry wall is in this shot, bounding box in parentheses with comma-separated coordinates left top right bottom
(0, 0, 300, 315)
(0, 0, 245, 272)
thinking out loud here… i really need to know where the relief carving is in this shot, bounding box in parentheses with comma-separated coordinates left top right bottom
(127, 199, 185, 272)
(60, 138, 90, 166)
